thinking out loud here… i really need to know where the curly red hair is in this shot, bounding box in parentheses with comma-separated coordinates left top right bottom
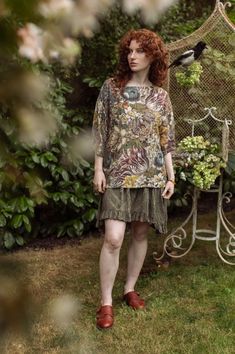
(114, 29, 168, 90)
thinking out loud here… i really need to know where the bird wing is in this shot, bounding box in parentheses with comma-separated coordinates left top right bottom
(169, 49, 194, 67)
(180, 50, 194, 59)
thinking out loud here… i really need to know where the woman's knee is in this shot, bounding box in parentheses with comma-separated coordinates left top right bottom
(131, 221, 149, 241)
(104, 219, 126, 252)
(104, 233, 124, 252)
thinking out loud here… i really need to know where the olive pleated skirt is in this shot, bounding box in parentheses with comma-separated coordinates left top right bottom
(96, 187, 168, 234)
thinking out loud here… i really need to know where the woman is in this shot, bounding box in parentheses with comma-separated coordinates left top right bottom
(92, 28, 175, 330)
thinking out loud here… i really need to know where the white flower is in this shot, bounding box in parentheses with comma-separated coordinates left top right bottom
(38, 0, 74, 18)
(63, 0, 114, 37)
(55, 37, 81, 65)
(122, 0, 178, 23)
(66, 129, 94, 162)
(20, 72, 51, 102)
(122, 0, 145, 14)
(49, 294, 81, 329)
(17, 107, 58, 146)
(17, 23, 46, 62)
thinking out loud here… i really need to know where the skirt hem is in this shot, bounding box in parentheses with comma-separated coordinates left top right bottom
(96, 210, 167, 234)
(95, 187, 168, 235)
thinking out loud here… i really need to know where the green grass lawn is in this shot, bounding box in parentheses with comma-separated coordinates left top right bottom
(1, 210, 235, 354)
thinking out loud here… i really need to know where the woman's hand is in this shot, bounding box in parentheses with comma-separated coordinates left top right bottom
(162, 180, 174, 199)
(93, 169, 106, 193)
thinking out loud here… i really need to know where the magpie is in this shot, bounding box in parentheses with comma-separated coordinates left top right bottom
(168, 41, 207, 68)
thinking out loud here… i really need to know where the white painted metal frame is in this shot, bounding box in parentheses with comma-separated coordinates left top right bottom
(154, 107, 235, 265)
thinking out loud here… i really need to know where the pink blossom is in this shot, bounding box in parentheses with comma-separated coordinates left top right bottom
(17, 23, 46, 62)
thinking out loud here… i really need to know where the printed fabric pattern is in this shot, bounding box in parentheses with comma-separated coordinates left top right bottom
(92, 78, 175, 188)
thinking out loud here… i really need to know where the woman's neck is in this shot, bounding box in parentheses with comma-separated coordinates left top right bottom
(127, 71, 152, 87)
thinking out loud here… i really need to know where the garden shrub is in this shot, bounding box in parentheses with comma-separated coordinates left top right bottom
(0, 63, 97, 249)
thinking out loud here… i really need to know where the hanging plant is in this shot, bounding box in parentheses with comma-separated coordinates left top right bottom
(174, 136, 226, 190)
(175, 62, 203, 88)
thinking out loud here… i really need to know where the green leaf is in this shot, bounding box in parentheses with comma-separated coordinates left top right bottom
(61, 193, 69, 204)
(181, 198, 188, 207)
(19, 196, 29, 212)
(86, 194, 94, 203)
(51, 147, 60, 153)
(72, 127, 79, 135)
(60, 140, 67, 148)
(44, 152, 58, 162)
(31, 153, 40, 163)
(4, 232, 15, 249)
(175, 199, 183, 207)
(61, 169, 69, 181)
(72, 220, 84, 235)
(76, 165, 84, 176)
(52, 193, 60, 202)
(83, 208, 96, 222)
(79, 157, 90, 168)
(57, 228, 66, 238)
(74, 181, 81, 194)
(40, 156, 48, 168)
(15, 235, 25, 246)
(0, 214, 7, 227)
(70, 196, 83, 208)
(22, 215, 31, 232)
(67, 226, 75, 237)
(11, 214, 23, 228)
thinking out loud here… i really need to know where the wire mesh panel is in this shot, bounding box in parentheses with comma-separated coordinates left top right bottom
(166, 1, 235, 149)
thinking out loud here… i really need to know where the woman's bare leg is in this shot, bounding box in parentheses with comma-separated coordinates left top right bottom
(124, 221, 149, 295)
(99, 219, 126, 306)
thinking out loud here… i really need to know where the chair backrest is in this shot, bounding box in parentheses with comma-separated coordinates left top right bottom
(185, 106, 232, 162)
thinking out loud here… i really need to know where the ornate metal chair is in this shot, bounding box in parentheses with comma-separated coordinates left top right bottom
(154, 107, 235, 265)
(154, 1, 235, 265)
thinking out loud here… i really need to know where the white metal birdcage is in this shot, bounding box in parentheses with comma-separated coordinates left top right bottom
(154, 1, 235, 265)
(165, 0, 235, 149)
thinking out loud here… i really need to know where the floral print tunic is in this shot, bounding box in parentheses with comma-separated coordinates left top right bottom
(92, 78, 175, 188)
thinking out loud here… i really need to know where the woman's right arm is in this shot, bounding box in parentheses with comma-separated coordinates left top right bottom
(93, 156, 106, 193)
(92, 80, 110, 193)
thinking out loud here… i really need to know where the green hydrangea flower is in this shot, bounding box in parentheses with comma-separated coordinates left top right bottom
(175, 136, 226, 190)
(175, 62, 203, 88)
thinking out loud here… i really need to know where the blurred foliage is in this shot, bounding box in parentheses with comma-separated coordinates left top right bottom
(0, 65, 97, 249)
(0, 0, 235, 249)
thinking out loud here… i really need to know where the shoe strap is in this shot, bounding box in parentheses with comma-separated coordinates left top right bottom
(96, 305, 113, 317)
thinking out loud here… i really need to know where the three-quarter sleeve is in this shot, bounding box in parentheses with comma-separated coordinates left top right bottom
(92, 79, 110, 157)
(159, 91, 175, 156)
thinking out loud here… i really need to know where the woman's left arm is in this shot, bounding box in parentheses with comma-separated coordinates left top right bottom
(162, 152, 175, 199)
(160, 91, 176, 199)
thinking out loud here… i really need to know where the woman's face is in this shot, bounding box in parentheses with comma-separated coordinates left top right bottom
(127, 39, 152, 73)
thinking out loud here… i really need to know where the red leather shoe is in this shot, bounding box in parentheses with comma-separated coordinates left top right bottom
(96, 305, 114, 329)
(123, 291, 145, 310)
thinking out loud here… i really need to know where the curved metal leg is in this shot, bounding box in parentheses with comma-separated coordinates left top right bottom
(153, 187, 199, 262)
(153, 173, 235, 265)
(216, 174, 235, 265)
